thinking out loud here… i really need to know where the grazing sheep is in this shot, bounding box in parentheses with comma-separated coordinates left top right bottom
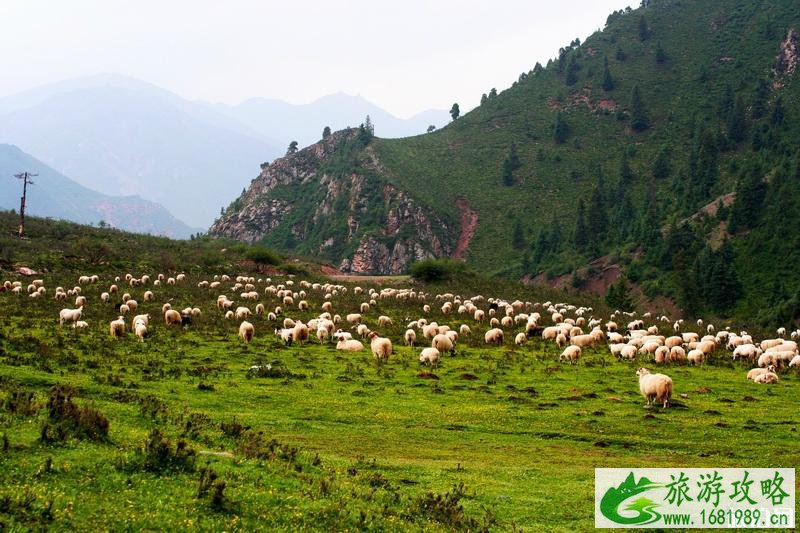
(687, 349, 704, 365)
(164, 309, 182, 326)
(514, 332, 526, 346)
(59, 306, 83, 325)
(369, 333, 392, 360)
(432, 333, 455, 355)
(135, 321, 148, 342)
(346, 313, 362, 324)
(404, 329, 416, 347)
(636, 368, 673, 408)
(484, 328, 504, 345)
(109, 316, 126, 338)
(143, 291, 155, 302)
(560, 345, 581, 363)
(72, 320, 89, 329)
(292, 323, 309, 344)
(235, 306, 252, 320)
(131, 314, 150, 329)
(789, 355, 800, 367)
(239, 321, 255, 343)
(336, 339, 364, 351)
(620, 345, 638, 360)
(669, 346, 686, 363)
(419, 347, 440, 365)
(459, 324, 471, 336)
(654, 346, 669, 364)
(378, 315, 393, 327)
(126, 300, 138, 313)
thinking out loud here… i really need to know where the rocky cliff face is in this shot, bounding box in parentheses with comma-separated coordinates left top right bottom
(209, 129, 457, 274)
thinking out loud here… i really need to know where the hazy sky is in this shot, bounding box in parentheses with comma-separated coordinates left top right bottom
(0, 1, 634, 117)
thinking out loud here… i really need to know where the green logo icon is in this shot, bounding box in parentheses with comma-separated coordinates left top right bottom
(600, 472, 663, 525)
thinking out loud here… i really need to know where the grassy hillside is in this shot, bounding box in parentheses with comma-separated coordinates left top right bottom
(219, 0, 800, 325)
(1, 217, 798, 529)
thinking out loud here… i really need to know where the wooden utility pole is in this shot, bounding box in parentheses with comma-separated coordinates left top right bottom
(14, 171, 36, 237)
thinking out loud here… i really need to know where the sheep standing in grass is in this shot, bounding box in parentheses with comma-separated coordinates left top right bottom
(165, 309, 182, 326)
(636, 368, 672, 408)
(419, 347, 440, 366)
(369, 333, 392, 360)
(72, 321, 89, 329)
(59, 306, 83, 326)
(514, 332, 526, 346)
(239, 321, 255, 343)
(109, 316, 126, 339)
(404, 329, 416, 347)
(135, 320, 148, 342)
(432, 333, 455, 355)
(687, 349, 705, 365)
(560, 345, 581, 363)
(484, 328, 504, 345)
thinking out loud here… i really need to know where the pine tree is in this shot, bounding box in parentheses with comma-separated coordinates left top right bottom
(480, 94, 488, 105)
(489, 88, 498, 98)
(655, 42, 666, 63)
(727, 95, 747, 143)
(574, 199, 588, 249)
(450, 103, 460, 121)
(605, 275, 635, 311)
(751, 79, 770, 119)
(602, 56, 615, 91)
(565, 55, 579, 85)
(553, 112, 569, 143)
(287, 141, 298, 154)
(638, 15, 650, 41)
(770, 96, 785, 126)
(322, 126, 331, 139)
(630, 85, 650, 132)
(619, 149, 634, 187)
(512, 220, 525, 250)
(652, 146, 671, 179)
(502, 144, 521, 186)
(729, 164, 767, 232)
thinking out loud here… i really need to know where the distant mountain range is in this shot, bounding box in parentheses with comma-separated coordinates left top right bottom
(0, 144, 198, 238)
(0, 74, 448, 229)
(210, 93, 451, 149)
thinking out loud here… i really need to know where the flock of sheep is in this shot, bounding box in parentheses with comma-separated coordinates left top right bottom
(3, 272, 798, 409)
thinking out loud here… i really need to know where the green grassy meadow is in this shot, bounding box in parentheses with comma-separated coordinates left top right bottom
(1, 270, 798, 531)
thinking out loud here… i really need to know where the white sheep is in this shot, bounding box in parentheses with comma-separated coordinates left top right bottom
(336, 339, 364, 351)
(560, 345, 581, 362)
(109, 316, 126, 338)
(369, 333, 392, 360)
(239, 321, 255, 343)
(404, 329, 417, 347)
(59, 306, 83, 325)
(484, 328, 504, 345)
(432, 333, 454, 355)
(687, 349, 705, 365)
(135, 321, 148, 342)
(419, 347, 440, 365)
(636, 368, 673, 408)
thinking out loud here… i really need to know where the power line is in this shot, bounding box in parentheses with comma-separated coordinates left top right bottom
(13, 171, 37, 238)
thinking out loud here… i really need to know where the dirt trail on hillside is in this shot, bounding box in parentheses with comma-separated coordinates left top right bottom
(453, 198, 478, 260)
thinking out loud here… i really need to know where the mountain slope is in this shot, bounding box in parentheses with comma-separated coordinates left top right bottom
(0, 78, 279, 228)
(0, 144, 197, 238)
(212, 0, 800, 322)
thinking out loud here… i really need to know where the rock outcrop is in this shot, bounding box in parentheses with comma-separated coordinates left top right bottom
(209, 129, 456, 274)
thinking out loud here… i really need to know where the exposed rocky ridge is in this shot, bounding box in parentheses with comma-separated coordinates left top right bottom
(209, 129, 457, 274)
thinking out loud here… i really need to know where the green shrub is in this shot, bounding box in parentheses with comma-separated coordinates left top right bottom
(409, 259, 472, 282)
(39, 385, 109, 444)
(246, 246, 281, 265)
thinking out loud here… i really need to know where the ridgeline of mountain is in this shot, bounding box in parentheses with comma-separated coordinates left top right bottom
(213, 0, 800, 323)
(0, 144, 197, 238)
(213, 93, 450, 148)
